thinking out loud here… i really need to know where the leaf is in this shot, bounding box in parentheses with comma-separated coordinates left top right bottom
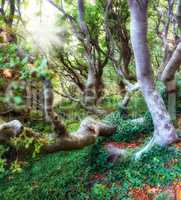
(39, 58, 48, 70)
(14, 96, 23, 105)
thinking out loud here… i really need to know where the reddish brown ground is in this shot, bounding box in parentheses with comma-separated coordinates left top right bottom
(104, 136, 181, 200)
(129, 183, 181, 200)
(104, 141, 141, 149)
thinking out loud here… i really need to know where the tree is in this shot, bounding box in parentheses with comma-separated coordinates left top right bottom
(105, 0, 133, 80)
(161, 0, 181, 121)
(128, 0, 178, 159)
(0, 0, 16, 27)
(47, 0, 111, 113)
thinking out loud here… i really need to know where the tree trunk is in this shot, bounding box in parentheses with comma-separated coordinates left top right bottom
(161, 42, 181, 82)
(77, 0, 104, 107)
(42, 77, 68, 136)
(166, 80, 176, 121)
(161, 0, 181, 120)
(0, 76, 115, 152)
(128, 0, 177, 159)
(176, 0, 181, 29)
(161, 1, 181, 121)
(84, 68, 104, 106)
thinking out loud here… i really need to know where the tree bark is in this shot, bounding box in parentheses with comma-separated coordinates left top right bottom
(42, 117, 115, 153)
(161, 1, 181, 121)
(0, 120, 23, 143)
(42, 77, 68, 136)
(176, 0, 181, 29)
(0, 118, 115, 152)
(166, 80, 176, 121)
(128, 0, 177, 159)
(77, 0, 104, 107)
(161, 42, 181, 82)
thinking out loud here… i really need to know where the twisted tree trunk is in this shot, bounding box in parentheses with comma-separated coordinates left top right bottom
(161, 0, 181, 121)
(128, 0, 177, 159)
(161, 42, 181, 121)
(161, 42, 181, 82)
(77, 0, 105, 107)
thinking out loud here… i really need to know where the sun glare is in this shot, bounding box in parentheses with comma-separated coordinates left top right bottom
(22, 1, 63, 53)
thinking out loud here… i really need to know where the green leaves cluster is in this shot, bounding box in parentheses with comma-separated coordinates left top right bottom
(104, 111, 153, 142)
(0, 44, 27, 70)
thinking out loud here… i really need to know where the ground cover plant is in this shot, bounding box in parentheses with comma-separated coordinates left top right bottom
(0, 0, 181, 199)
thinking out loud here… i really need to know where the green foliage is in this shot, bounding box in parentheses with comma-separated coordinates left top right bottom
(91, 145, 181, 196)
(101, 94, 120, 110)
(104, 111, 153, 142)
(127, 92, 147, 117)
(155, 192, 173, 200)
(54, 100, 87, 132)
(10, 160, 22, 173)
(0, 44, 24, 69)
(91, 183, 108, 200)
(0, 145, 8, 175)
(89, 140, 113, 172)
(25, 120, 53, 134)
(84, 1, 103, 40)
(0, 148, 92, 200)
(0, 144, 180, 200)
(12, 132, 44, 158)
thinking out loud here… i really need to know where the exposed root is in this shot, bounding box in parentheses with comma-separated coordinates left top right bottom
(134, 137, 155, 161)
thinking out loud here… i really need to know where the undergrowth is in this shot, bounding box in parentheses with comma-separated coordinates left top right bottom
(0, 145, 180, 200)
(1, 83, 181, 199)
(0, 108, 181, 200)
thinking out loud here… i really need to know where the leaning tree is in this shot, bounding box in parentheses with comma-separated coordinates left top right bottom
(128, 0, 178, 159)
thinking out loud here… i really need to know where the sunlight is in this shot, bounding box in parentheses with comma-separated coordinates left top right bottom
(22, 1, 63, 53)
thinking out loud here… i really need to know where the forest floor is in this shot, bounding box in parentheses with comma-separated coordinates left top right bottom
(0, 100, 181, 200)
(0, 128, 181, 199)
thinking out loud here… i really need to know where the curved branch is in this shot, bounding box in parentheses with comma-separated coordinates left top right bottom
(161, 42, 181, 82)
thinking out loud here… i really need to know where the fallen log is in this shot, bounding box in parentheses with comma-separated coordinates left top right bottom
(0, 118, 115, 153)
(0, 120, 23, 143)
